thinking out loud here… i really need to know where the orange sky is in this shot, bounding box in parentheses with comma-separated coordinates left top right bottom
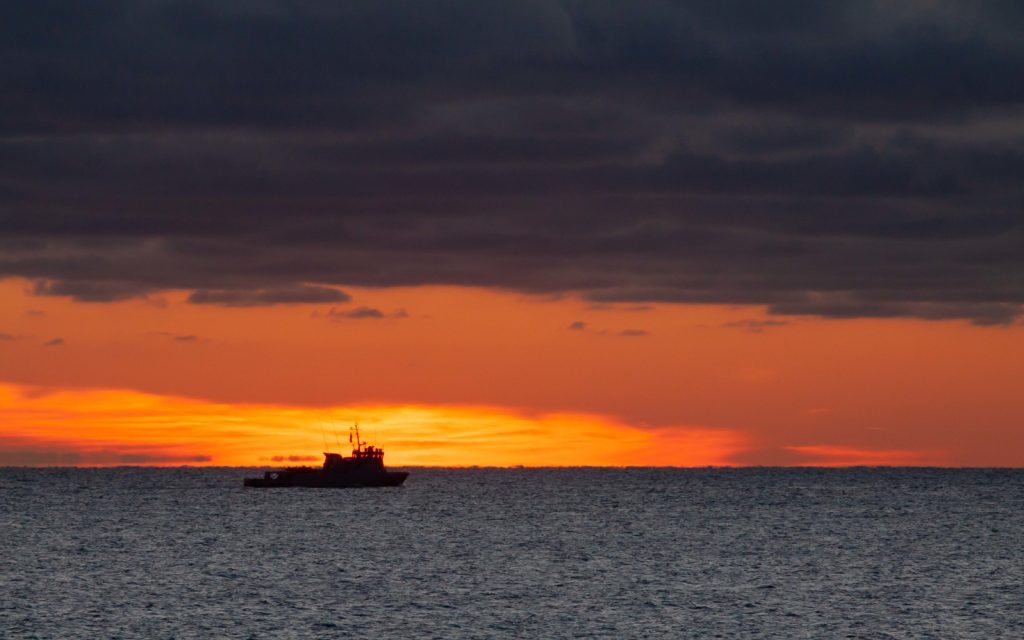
(1, 278, 1022, 466)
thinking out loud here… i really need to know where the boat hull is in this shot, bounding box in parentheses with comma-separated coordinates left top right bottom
(244, 470, 408, 488)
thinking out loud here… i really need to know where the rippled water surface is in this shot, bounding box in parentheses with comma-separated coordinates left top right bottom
(2, 468, 1022, 638)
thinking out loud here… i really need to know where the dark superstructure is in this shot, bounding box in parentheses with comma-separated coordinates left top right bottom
(244, 425, 408, 488)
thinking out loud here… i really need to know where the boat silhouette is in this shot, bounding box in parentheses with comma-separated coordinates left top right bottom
(244, 424, 408, 488)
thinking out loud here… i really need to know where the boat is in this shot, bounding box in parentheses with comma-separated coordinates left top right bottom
(244, 424, 408, 488)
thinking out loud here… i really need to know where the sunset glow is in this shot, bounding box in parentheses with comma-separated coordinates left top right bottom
(0, 382, 744, 467)
(2, 279, 1022, 467)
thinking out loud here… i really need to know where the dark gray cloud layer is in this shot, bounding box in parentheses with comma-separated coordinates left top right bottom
(3, 1, 1024, 323)
(186, 285, 349, 306)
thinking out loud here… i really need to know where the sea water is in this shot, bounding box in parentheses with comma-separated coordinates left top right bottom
(1, 467, 1021, 638)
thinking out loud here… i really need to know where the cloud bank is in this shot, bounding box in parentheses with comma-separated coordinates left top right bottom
(2, 1, 1024, 323)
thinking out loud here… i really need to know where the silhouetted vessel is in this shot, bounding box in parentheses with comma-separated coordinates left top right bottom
(244, 425, 408, 488)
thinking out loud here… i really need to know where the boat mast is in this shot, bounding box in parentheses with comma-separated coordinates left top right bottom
(350, 422, 363, 453)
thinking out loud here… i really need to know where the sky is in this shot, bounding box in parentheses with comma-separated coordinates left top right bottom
(1, 1, 1023, 466)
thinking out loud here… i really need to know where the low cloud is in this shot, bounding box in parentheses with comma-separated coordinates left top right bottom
(319, 306, 409, 320)
(336, 306, 384, 319)
(149, 331, 200, 342)
(767, 298, 1023, 327)
(187, 285, 350, 307)
(116, 453, 212, 464)
(586, 304, 654, 312)
(32, 279, 156, 303)
(43, 337, 63, 347)
(721, 319, 791, 333)
(619, 329, 650, 337)
(263, 455, 321, 463)
(0, 441, 212, 466)
(568, 323, 650, 337)
(783, 444, 949, 467)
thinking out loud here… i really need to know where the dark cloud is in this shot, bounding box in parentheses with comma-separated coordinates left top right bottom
(43, 338, 64, 347)
(116, 452, 212, 464)
(0, 332, 14, 340)
(320, 306, 409, 320)
(619, 329, 650, 337)
(327, 306, 383, 320)
(568, 321, 650, 336)
(587, 304, 654, 312)
(727, 446, 815, 467)
(149, 331, 200, 342)
(721, 319, 791, 333)
(2, 2, 1024, 322)
(32, 278, 156, 303)
(187, 285, 349, 306)
(264, 455, 320, 463)
(768, 298, 1024, 327)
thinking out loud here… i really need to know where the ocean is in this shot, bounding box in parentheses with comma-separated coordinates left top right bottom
(1, 467, 1021, 638)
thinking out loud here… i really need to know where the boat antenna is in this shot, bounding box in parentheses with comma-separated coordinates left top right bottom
(349, 422, 362, 453)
